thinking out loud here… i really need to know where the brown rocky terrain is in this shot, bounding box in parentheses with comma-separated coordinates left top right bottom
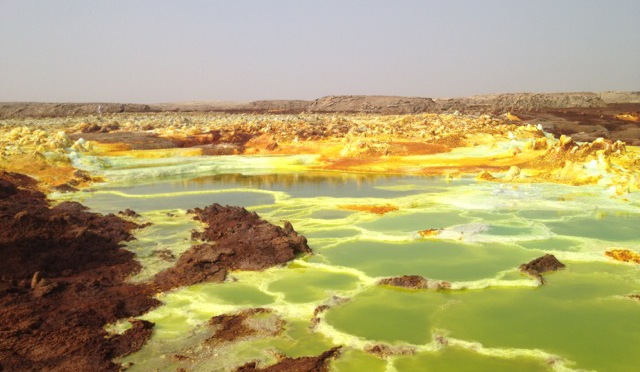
(236, 347, 342, 372)
(153, 204, 311, 291)
(0, 171, 159, 371)
(434, 92, 607, 114)
(0, 171, 313, 370)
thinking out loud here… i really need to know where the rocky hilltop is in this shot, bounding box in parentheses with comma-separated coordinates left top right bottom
(598, 91, 640, 104)
(434, 92, 607, 114)
(307, 95, 439, 114)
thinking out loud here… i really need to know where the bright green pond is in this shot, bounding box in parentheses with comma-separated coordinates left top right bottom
(57, 154, 640, 372)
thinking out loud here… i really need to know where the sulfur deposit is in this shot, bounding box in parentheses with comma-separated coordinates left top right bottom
(2, 112, 639, 194)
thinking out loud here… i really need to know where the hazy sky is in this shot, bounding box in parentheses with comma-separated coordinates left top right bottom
(1, 0, 639, 103)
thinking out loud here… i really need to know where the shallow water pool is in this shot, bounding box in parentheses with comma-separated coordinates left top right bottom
(57, 154, 640, 371)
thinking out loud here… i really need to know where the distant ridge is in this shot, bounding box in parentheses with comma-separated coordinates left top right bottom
(1, 91, 638, 119)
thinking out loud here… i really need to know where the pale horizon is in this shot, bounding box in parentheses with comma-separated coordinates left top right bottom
(1, 0, 639, 104)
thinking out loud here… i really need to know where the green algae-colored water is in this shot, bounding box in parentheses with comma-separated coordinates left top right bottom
(56, 154, 640, 371)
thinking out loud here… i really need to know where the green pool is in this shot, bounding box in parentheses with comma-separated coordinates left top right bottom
(56, 154, 640, 371)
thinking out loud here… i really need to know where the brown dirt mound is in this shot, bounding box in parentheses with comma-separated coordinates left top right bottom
(0, 171, 160, 371)
(153, 203, 310, 290)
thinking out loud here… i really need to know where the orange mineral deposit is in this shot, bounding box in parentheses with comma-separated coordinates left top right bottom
(605, 249, 640, 264)
(339, 204, 399, 215)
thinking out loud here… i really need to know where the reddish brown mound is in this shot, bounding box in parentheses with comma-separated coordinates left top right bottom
(377, 275, 450, 290)
(110, 320, 155, 357)
(153, 203, 310, 290)
(519, 254, 566, 284)
(236, 347, 342, 372)
(0, 171, 159, 371)
(208, 308, 271, 344)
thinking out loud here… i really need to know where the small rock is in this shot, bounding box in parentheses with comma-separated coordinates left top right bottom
(365, 343, 415, 358)
(377, 275, 450, 290)
(519, 254, 565, 284)
(118, 209, 141, 218)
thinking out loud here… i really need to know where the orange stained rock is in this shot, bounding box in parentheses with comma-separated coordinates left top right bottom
(605, 249, 640, 264)
(476, 170, 496, 181)
(339, 204, 399, 215)
(244, 133, 279, 153)
(96, 146, 203, 158)
(417, 228, 441, 237)
(0, 153, 86, 192)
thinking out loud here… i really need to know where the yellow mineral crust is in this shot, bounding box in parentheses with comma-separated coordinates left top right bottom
(417, 228, 441, 237)
(1, 112, 639, 193)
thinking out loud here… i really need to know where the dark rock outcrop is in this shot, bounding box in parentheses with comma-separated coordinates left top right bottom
(118, 208, 141, 218)
(519, 254, 566, 284)
(0, 171, 159, 371)
(435, 92, 607, 114)
(153, 204, 310, 290)
(236, 347, 342, 372)
(206, 308, 284, 345)
(110, 320, 155, 358)
(0, 102, 153, 119)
